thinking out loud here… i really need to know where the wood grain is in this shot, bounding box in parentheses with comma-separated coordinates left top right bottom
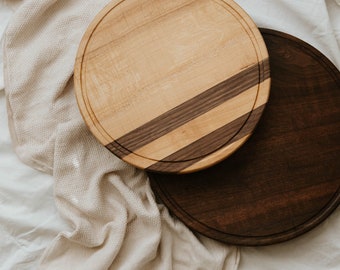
(74, 0, 270, 173)
(148, 29, 340, 245)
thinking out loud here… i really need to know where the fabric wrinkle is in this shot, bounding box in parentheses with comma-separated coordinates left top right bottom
(1, 0, 339, 269)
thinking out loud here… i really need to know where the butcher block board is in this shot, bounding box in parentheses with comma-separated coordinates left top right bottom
(148, 29, 340, 246)
(74, 0, 270, 173)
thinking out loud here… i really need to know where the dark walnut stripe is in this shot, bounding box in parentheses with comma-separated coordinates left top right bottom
(106, 59, 270, 158)
(146, 104, 266, 173)
(106, 140, 131, 157)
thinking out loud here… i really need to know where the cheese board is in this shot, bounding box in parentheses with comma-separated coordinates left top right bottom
(74, 0, 270, 173)
(148, 29, 340, 246)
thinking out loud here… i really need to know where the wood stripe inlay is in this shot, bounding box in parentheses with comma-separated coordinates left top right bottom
(146, 104, 266, 172)
(106, 59, 269, 157)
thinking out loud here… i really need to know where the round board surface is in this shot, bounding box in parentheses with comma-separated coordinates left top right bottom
(74, 0, 270, 173)
(148, 29, 340, 246)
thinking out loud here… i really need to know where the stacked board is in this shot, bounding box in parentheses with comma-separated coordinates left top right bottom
(74, 0, 270, 173)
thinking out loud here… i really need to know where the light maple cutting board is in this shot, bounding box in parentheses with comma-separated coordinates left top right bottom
(74, 0, 270, 173)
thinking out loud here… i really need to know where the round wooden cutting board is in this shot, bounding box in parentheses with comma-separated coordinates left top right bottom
(74, 0, 270, 173)
(148, 29, 340, 246)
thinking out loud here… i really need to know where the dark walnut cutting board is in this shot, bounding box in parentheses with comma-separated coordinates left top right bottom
(74, 0, 270, 173)
(148, 29, 340, 246)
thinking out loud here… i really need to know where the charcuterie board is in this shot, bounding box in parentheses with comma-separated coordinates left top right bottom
(148, 29, 340, 246)
(74, 0, 270, 173)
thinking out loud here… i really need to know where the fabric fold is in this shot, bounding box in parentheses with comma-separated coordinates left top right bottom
(3, 0, 239, 269)
(3, 0, 339, 269)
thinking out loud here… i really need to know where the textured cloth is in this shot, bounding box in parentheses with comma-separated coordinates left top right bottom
(2, 0, 339, 269)
(3, 0, 238, 269)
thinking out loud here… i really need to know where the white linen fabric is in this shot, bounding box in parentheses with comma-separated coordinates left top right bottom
(1, 0, 339, 269)
(1, 2, 69, 270)
(0, 92, 70, 270)
(2, 0, 238, 269)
